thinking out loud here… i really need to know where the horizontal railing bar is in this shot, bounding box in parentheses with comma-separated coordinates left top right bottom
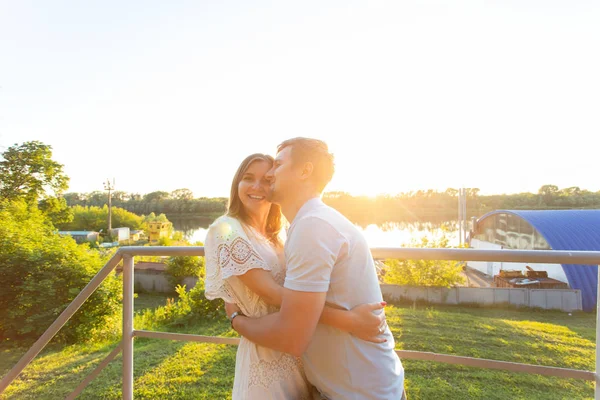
(0, 253, 124, 394)
(117, 246, 600, 265)
(66, 343, 123, 400)
(133, 330, 594, 381)
(395, 350, 595, 381)
(118, 247, 206, 256)
(134, 330, 241, 345)
(371, 248, 600, 265)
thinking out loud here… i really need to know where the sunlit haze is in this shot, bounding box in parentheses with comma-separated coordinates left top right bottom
(1, 1, 598, 197)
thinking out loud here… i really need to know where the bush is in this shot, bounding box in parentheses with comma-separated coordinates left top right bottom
(165, 256, 205, 287)
(136, 284, 224, 330)
(383, 235, 466, 288)
(0, 200, 122, 343)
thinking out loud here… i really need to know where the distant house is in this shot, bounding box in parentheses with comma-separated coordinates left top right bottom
(110, 227, 130, 242)
(468, 210, 600, 311)
(58, 231, 100, 244)
(130, 230, 145, 241)
(148, 221, 172, 243)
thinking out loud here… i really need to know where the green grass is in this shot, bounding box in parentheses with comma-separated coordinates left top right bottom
(1, 295, 595, 399)
(134, 292, 173, 313)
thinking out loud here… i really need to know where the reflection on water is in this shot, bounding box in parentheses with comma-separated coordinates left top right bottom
(172, 217, 459, 247)
(362, 221, 459, 247)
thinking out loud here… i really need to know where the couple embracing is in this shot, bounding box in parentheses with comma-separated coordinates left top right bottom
(204, 137, 405, 399)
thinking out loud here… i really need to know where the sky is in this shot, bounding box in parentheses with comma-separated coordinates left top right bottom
(1, 1, 598, 198)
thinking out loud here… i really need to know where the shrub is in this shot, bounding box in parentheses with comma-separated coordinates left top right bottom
(136, 284, 223, 330)
(383, 235, 466, 288)
(0, 200, 122, 343)
(165, 256, 205, 287)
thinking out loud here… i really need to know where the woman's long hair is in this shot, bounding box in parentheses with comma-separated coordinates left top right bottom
(227, 153, 283, 247)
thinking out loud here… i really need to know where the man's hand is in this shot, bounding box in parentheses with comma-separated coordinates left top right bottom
(224, 302, 241, 319)
(348, 302, 388, 343)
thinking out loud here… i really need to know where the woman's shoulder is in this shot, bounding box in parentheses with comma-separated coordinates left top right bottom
(207, 215, 244, 237)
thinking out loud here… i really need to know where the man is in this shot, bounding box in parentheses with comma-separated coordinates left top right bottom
(227, 137, 405, 399)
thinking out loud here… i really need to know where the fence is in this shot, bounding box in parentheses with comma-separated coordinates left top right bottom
(381, 285, 582, 311)
(1, 247, 598, 399)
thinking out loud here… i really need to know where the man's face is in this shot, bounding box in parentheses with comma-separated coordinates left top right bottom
(266, 146, 297, 204)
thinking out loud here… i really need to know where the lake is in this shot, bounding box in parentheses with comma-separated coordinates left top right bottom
(171, 217, 460, 247)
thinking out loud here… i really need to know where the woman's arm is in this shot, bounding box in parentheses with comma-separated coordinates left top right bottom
(235, 269, 386, 343)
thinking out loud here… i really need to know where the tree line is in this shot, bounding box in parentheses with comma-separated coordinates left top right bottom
(63, 190, 227, 218)
(63, 185, 600, 225)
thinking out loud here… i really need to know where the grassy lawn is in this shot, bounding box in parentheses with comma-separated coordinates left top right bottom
(134, 292, 173, 313)
(1, 295, 595, 399)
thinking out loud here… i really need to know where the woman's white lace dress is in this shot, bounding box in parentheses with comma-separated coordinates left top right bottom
(205, 215, 312, 400)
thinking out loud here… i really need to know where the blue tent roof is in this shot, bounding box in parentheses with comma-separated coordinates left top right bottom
(478, 210, 600, 311)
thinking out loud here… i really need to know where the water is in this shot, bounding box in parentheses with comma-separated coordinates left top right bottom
(171, 217, 460, 247)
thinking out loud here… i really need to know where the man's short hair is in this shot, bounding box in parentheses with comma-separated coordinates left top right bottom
(278, 137, 335, 191)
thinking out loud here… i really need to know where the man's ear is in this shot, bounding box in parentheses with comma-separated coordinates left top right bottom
(298, 162, 314, 181)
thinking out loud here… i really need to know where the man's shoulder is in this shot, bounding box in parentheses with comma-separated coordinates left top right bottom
(292, 209, 341, 234)
(300, 203, 347, 223)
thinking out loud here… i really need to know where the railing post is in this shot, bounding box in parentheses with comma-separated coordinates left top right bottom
(596, 265, 600, 400)
(122, 255, 134, 400)
(0, 253, 123, 394)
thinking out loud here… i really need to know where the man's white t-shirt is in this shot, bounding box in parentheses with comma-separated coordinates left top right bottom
(284, 198, 404, 400)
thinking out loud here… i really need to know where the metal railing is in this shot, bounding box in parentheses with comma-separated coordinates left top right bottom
(1, 247, 598, 399)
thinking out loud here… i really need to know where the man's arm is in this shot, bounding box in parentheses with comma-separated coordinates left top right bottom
(232, 289, 327, 357)
(232, 215, 342, 356)
(235, 269, 386, 341)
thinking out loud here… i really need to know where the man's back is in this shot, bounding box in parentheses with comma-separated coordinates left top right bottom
(284, 198, 404, 399)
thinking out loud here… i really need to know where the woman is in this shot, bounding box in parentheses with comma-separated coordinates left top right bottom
(204, 153, 387, 400)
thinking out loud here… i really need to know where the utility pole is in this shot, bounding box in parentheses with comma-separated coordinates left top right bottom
(103, 178, 115, 234)
(458, 188, 467, 246)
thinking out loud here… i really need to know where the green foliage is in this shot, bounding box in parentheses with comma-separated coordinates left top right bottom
(157, 236, 173, 246)
(0, 200, 122, 343)
(171, 231, 184, 242)
(143, 191, 170, 202)
(64, 191, 228, 218)
(383, 236, 466, 287)
(170, 188, 194, 201)
(38, 196, 74, 226)
(57, 205, 144, 232)
(165, 256, 205, 287)
(136, 285, 224, 330)
(142, 212, 170, 223)
(0, 141, 69, 203)
(62, 184, 600, 224)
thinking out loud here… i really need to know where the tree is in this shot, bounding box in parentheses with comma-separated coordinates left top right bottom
(0, 199, 121, 342)
(144, 191, 170, 202)
(171, 188, 194, 201)
(0, 141, 69, 202)
(538, 184, 560, 206)
(38, 196, 74, 226)
(56, 205, 144, 231)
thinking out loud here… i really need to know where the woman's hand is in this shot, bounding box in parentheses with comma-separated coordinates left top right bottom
(348, 302, 388, 343)
(225, 302, 241, 318)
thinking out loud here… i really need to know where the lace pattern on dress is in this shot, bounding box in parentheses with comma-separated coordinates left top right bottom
(218, 236, 270, 280)
(248, 353, 308, 393)
(204, 216, 271, 304)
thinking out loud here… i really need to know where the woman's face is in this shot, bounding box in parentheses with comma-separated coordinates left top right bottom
(238, 160, 272, 220)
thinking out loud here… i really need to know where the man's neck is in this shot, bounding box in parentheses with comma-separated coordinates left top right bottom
(280, 190, 320, 223)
